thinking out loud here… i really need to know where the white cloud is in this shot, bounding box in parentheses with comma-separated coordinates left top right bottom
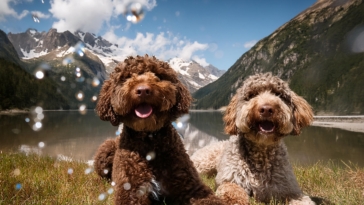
(49, 0, 157, 33)
(244, 40, 257, 49)
(0, 0, 29, 21)
(102, 29, 208, 63)
(31, 11, 50, 19)
(192, 55, 209, 67)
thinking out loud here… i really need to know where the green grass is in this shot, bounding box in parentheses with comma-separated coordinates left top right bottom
(1, 153, 363, 204)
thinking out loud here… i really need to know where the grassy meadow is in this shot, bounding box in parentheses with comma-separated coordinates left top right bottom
(1, 152, 363, 204)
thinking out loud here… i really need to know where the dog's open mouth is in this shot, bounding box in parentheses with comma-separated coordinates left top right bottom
(258, 120, 275, 133)
(135, 103, 153, 118)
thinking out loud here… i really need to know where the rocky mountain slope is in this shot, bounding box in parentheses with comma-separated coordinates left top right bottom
(193, 0, 364, 115)
(0, 30, 69, 110)
(7, 29, 224, 93)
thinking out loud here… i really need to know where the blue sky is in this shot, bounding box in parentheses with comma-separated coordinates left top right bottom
(1, 0, 316, 70)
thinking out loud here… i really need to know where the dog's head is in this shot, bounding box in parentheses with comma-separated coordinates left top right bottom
(96, 55, 192, 132)
(223, 73, 313, 144)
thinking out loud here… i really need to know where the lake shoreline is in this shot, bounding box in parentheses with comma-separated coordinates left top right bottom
(1, 109, 363, 133)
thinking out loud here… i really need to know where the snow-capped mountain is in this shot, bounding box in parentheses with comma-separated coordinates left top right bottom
(7, 28, 225, 93)
(168, 58, 224, 93)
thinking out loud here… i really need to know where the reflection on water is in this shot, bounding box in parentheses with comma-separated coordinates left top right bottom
(1, 111, 364, 167)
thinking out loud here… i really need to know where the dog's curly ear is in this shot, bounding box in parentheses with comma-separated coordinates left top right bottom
(291, 93, 313, 135)
(174, 81, 192, 115)
(96, 79, 121, 126)
(223, 95, 238, 135)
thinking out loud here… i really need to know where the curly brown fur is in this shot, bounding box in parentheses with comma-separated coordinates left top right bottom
(192, 73, 315, 204)
(94, 55, 228, 205)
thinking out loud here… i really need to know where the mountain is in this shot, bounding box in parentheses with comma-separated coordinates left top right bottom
(0, 30, 69, 110)
(168, 58, 224, 93)
(193, 0, 364, 115)
(7, 29, 224, 93)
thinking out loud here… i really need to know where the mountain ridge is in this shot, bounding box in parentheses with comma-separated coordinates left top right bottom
(193, 0, 364, 114)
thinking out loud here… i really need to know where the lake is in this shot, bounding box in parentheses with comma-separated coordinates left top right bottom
(1, 110, 364, 167)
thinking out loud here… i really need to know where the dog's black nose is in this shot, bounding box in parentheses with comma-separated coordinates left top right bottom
(136, 85, 151, 97)
(259, 105, 273, 117)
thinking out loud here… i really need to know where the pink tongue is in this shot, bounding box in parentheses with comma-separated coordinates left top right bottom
(135, 104, 153, 118)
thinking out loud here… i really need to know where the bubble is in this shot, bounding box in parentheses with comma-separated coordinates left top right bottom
(35, 70, 45, 79)
(346, 25, 364, 53)
(111, 181, 116, 186)
(123, 182, 131, 190)
(79, 104, 87, 115)
(73, 42, 86, 57)
(15, 183, 22, 190)
(76, 91, 84, 101)
(91, 96, 97, 102)
(67, 168, 73, 175)
(98, 193, 107, 201)
(176, 122, 183, 128)
(12, 129, 20, 134)
(124, 2, 145, 23)
(35, 106, 43, 114)
(37, 113, 44, 120)
(61, 76, 66, 81)
(32, 14, 40, 23)
(84, 167, 93, 175)
(146, 151, 155, 161)
(62, 56, 74, 65)
(136, 189, 145, 197)
(13, 168, 21, 176)
(103, 169, 109, 174)
(38, 142, 45, 148)
(32, 122, 42, 131)
(92, 77, 100, 87)
(198, 139, 205, 147)
(107, 188, 114, 194)
(25, 118, 30, 123)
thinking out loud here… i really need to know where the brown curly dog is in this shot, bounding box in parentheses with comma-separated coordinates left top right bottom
(93, 55, 232, 205)
(191, 73, 315, 204)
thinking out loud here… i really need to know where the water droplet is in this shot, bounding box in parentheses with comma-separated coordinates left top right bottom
(136, 189, 145, 197)
(35, 106, 43, 114)
(91, 96, 98, 102)
(15, 183, 22, 190)
(124, 2, 145, 23)
(35, 70, 45, 79)
(107, 188, 114, 194)
(76, 91, 84, 101)
(25, 118, 30, 123)
(32, 14, 40, 23)
(38, 142, 45, 148)
(146, 151, 155, 161)
(62, 56, 74, 65)
(61, 76, 66, 81)
(37, 113, 44, 120)
(198, 139, 205, 147)
(32, 122, 42, 131)
(92, 77, 100, 87)
(73, 42, 85, 57)
(13, 168, 21, 176)
(67, 168, 73, 175)
(12, 129, 20, 134)
(103, 169, 109, 174)
(84, 167, 93, 175)
(123, 182, 131, 190)
(79, 104, 87, 115)
(176, 122, 183, 128)
(98, 193, 107, 201)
